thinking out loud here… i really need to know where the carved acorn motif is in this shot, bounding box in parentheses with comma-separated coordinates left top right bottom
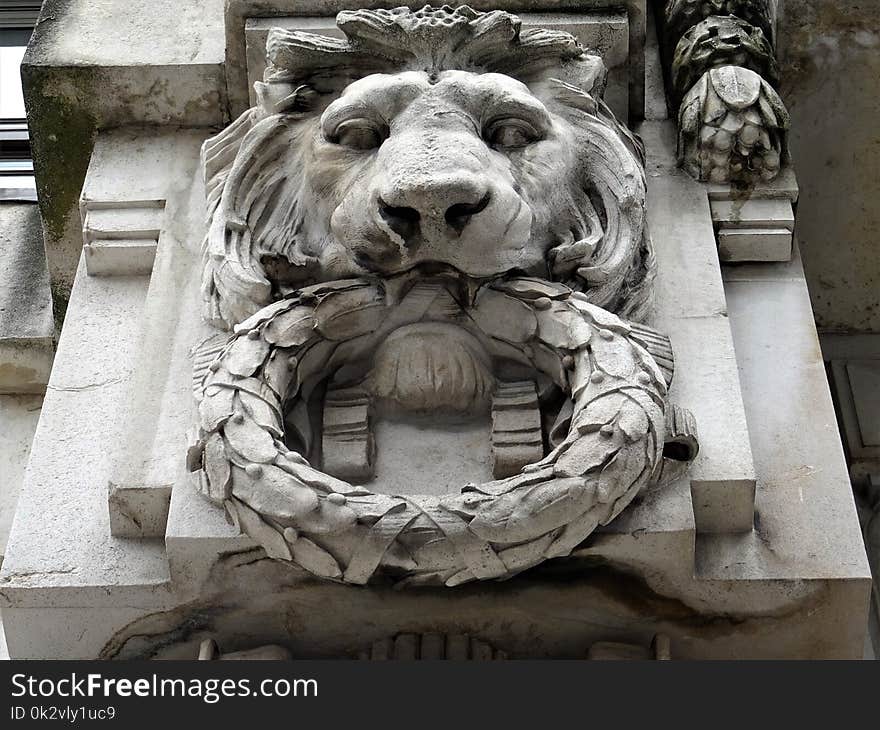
(678, 66, 789, 183)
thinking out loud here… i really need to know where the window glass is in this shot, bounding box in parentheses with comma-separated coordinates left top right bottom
(0, 43, 33, 199)
(0, 46, 26, 119)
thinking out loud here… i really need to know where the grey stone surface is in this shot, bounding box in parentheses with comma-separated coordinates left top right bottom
(0, 203, 54, 393)
(641, 120, 758, 534)
(21, 0, 227, 319)
(777, 1, 880, 332)
(717, 228, 792, 262)
(84, 129, 209, 538)
(709, 244, 870, 583)
(0, 395, 43, 560)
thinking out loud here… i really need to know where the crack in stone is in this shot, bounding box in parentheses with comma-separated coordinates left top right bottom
(48, 375, 128, 392)
(0, 566, 77, 582)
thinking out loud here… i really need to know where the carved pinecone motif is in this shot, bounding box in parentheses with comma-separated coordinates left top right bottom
(672, 15, 778, 102)
(664, 0, 773, 44)
(678, 66, 789, 183)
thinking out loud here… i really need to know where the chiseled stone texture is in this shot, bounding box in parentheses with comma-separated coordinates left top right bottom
(777, 2, 880, 332)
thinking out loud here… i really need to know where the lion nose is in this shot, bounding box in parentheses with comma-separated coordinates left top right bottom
(378, 199, 421, 244)
(444, 192, 491, 234)
(377, 176, 491, 244)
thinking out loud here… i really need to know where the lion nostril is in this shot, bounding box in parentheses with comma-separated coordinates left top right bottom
(378, 198, 421, 245)
(445, 193, 491, 234)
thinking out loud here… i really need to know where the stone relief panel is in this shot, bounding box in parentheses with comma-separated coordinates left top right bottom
(187, 5, 697, 587)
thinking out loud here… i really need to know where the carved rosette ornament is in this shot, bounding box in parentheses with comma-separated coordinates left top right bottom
(662, 0, 789, 183)
(188, 6, 697, 586)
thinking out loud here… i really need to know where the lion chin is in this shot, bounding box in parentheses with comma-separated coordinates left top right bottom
(368, 322, 496, 418)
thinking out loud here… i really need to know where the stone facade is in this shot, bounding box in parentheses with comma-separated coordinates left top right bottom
(0, 1, 873, 659)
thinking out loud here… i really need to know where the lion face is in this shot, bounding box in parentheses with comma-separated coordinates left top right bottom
(316, 70, 577, 279)
(200, 14, 653, 331)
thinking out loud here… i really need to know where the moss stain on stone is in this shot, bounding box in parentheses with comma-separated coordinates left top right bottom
(21, 65, 98, 323)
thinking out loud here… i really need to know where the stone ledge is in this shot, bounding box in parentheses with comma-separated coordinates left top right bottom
(21, 0, 227, 318)
(0, 203, 54, 394)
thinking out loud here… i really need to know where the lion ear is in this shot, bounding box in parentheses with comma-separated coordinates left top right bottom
(254, 81, 319, 116)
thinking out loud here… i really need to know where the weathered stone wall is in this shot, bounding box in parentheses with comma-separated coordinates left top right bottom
(777, 1, 880, 333)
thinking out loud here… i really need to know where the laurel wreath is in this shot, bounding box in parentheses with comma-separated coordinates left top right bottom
(189, 277, 672, 587)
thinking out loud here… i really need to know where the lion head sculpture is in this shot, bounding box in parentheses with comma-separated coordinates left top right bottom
(200, 5, 654, 331)
(190, 7, 693, 588)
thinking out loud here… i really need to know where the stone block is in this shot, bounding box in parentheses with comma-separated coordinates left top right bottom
(717, 228, 793, 262)
(690, 478, 756, 533)
(108, 484, 172, 539)
(0, 256, 173, 615)
(84, 239, 159, 277)
(21, 0, 227, 309)
(642, 120, 757, 534)
(706, 165, 799, 203)
(713, 198, 795, 262)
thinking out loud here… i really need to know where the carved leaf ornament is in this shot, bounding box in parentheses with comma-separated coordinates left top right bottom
(190, 278, 673, 586)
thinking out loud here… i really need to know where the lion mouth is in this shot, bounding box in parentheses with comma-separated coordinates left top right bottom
(382, 260, 539, 309)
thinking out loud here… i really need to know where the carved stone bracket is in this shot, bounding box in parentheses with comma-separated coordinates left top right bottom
(671, 15, 778, 103)
(661, 0, 789, 184)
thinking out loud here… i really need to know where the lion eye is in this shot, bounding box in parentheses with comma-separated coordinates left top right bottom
(331, 118, 386, 150)
(485, 118, 541, 149)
